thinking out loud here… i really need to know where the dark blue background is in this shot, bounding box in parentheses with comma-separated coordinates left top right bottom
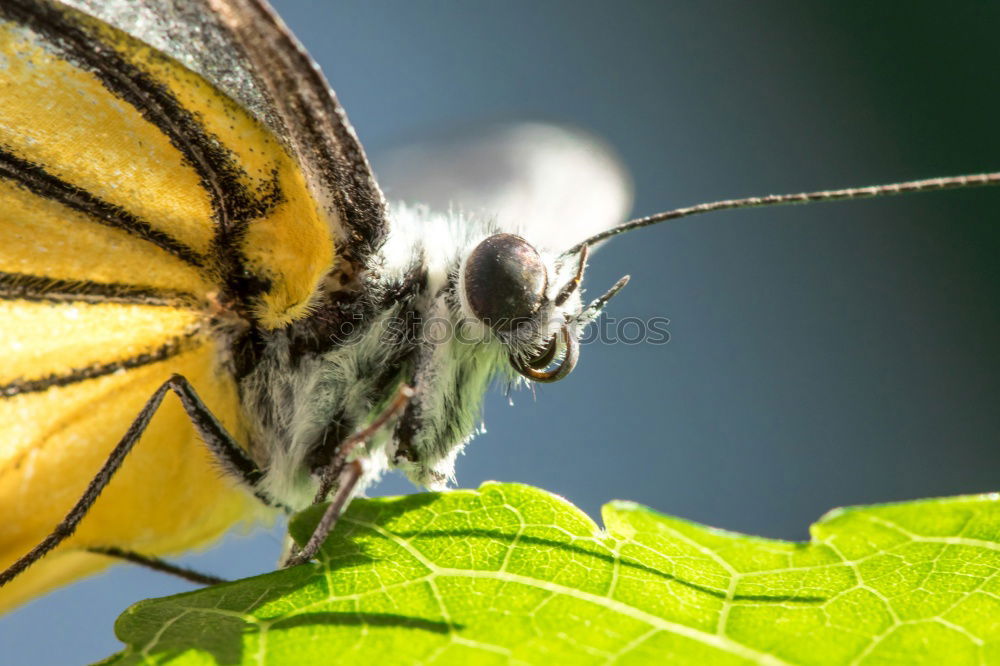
(4, 2, 999, 663)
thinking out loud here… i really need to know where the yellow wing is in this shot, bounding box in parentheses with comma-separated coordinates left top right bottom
(0, 0, 336, 611)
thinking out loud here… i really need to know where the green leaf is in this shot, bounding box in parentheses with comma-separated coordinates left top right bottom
(102, 483, 1000, 665)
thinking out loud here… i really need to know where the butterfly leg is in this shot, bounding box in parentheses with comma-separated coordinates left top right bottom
(282, 385, 414, 568)
(282, 458, 366, 568)
(0, 374, 268, 588)
(85, 546, 228, 586)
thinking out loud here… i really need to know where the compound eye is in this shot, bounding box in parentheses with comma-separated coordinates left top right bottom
(464, 233, 547, 331)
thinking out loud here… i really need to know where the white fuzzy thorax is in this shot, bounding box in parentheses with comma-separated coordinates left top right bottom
(239, 203, 593, 510)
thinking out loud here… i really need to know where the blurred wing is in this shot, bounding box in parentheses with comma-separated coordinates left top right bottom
(0, 0, 343, 609)
(378, 122, 633, 253)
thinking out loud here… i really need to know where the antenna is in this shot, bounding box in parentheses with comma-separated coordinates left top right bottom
(563, 172, 1000, 258)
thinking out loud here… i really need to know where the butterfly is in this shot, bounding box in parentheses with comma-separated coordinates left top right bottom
(1, 0, 997, 616)
(0, 0, 637, 610)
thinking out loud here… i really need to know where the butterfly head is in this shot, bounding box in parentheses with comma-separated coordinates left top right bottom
(458, 232, 628, 384)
